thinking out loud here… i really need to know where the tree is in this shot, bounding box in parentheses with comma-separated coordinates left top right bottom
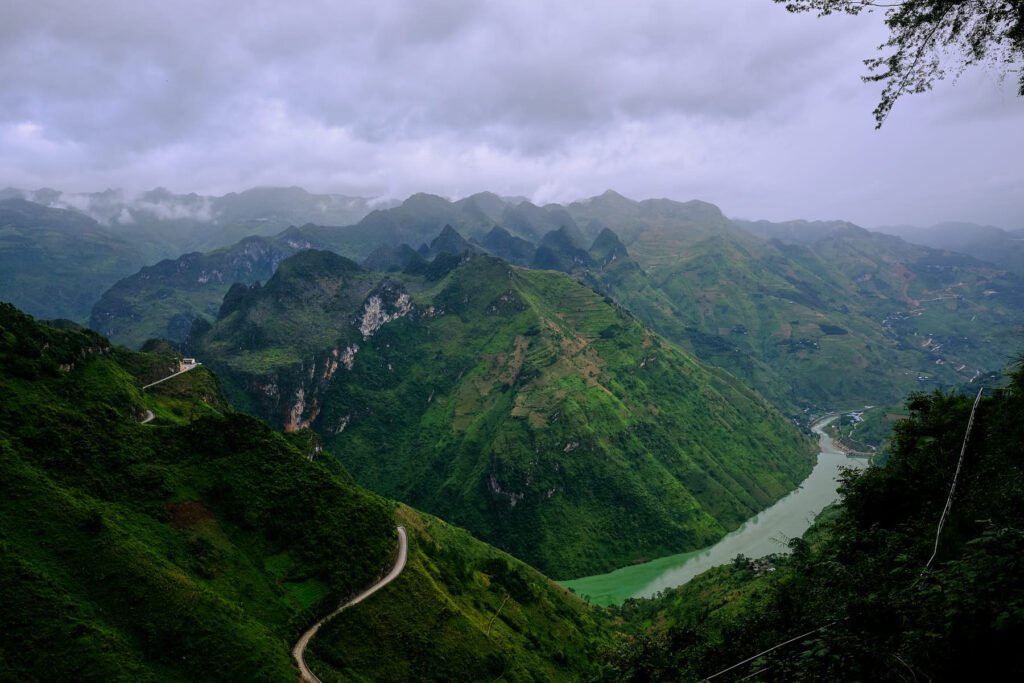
(775, 1, 1024, 126)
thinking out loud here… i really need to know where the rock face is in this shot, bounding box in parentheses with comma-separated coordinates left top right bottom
(358, 284, 414, 339)
(194, 249, 815, 579)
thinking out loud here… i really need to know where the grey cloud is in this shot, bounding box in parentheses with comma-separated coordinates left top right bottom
(2, 1, 872, 150)
(0, 1, 1020, 229)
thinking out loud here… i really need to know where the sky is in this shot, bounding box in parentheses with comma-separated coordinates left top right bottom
(2, 0, 1022, 229)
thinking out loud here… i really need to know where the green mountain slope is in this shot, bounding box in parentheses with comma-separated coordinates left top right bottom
(85, 187, 1024, 423)
(298, 191, 1024, 418)
(308, 504, 605, 682)
(878, 220, 1024, 277)
(0, 199, 146, 322)
(0, 303, 396, 680)
(0, 303, 602, 681)
(194, 250, 815, 578)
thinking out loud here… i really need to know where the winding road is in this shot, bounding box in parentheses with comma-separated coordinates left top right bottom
(137, 360, 200, 423)
(292, 526, 408, 683)
(141, 360, 199, 390)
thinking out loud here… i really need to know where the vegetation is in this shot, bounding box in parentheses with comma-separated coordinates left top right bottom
(308, 505, 606, 682)
(0, 302, 399, 680)
(0, 199, 146, 322)
(776, 0, 1024, 126)
(599, 359, 1024, 681)
(0, 302, 605, 681)
(195, 250, 815, 578)
(582, 211, 1024, 418)
(90, 230, 318, 350)
(825, 404, 905, 458)
(79, 190, 1024, 426)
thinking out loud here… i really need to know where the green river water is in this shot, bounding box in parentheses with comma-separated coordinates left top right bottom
(560, 415, 869, 606)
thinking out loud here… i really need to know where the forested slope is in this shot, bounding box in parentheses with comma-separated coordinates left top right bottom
(600, 362, 1024, 681)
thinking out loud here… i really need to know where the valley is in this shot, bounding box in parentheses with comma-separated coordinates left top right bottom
(5, 0, 1024, 677)
(2, 182, 1023, 680)
(190, 249, 815, 577)
(562, 414, 869, 605)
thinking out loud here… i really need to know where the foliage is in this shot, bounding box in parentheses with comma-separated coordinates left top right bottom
(0, 302, 608, 681)
(776, 0, 1024, 126)
(0, 199, 146, 322)
(0, 303, 397, 680)
(583, 213, 1024, 418)
(599, 356, 1024, 681)
(89, 231, 319, 350)
(195, 251, 816, 578)
(308, 506, 606, 682)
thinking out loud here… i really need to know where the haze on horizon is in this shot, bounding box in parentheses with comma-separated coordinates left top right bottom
(2, 0, 1021, 230)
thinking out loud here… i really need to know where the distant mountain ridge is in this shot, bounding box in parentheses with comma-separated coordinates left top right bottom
(9, 183, 1022, 419)
(876, 220, 1024, 276)
(2, 185, 392, 259)
(89, 225, 325, 349)
(0, 198, 147, 321)
(84, 191, 1024, 423)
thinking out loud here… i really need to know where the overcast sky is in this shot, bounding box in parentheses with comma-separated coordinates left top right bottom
(2, 0, 1021, 228)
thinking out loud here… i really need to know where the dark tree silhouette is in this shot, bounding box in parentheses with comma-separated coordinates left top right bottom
(776, 1, 1024, 126)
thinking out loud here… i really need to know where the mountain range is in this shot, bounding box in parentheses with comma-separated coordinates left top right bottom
(0, 187, 390, 322)
(3, 182, 1024, 680)
(876, 220, 1024, 277)
(4, 295, 1022, 680)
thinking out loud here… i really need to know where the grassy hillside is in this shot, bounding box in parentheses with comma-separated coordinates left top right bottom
(196, 251, 815, 578)
(308, 505, 606, 682)
(0, 302, 604, 681)
(0, 303, 397, 680)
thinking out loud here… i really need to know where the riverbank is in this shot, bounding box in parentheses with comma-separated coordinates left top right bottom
(561, 415, 869, 606)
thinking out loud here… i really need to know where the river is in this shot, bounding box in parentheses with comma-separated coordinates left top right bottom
(560, 415, 869, 606)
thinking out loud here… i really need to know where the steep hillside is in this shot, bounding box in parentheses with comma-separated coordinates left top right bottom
(600, 362, 1024, 682)
(0, 199, 146, 322)
(89, 226, 321, 349)
(0, 303, 604, 681)
(0, 303, 395, 680)
(195, 250, 815, 578)
(308, 504, 606, 682)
